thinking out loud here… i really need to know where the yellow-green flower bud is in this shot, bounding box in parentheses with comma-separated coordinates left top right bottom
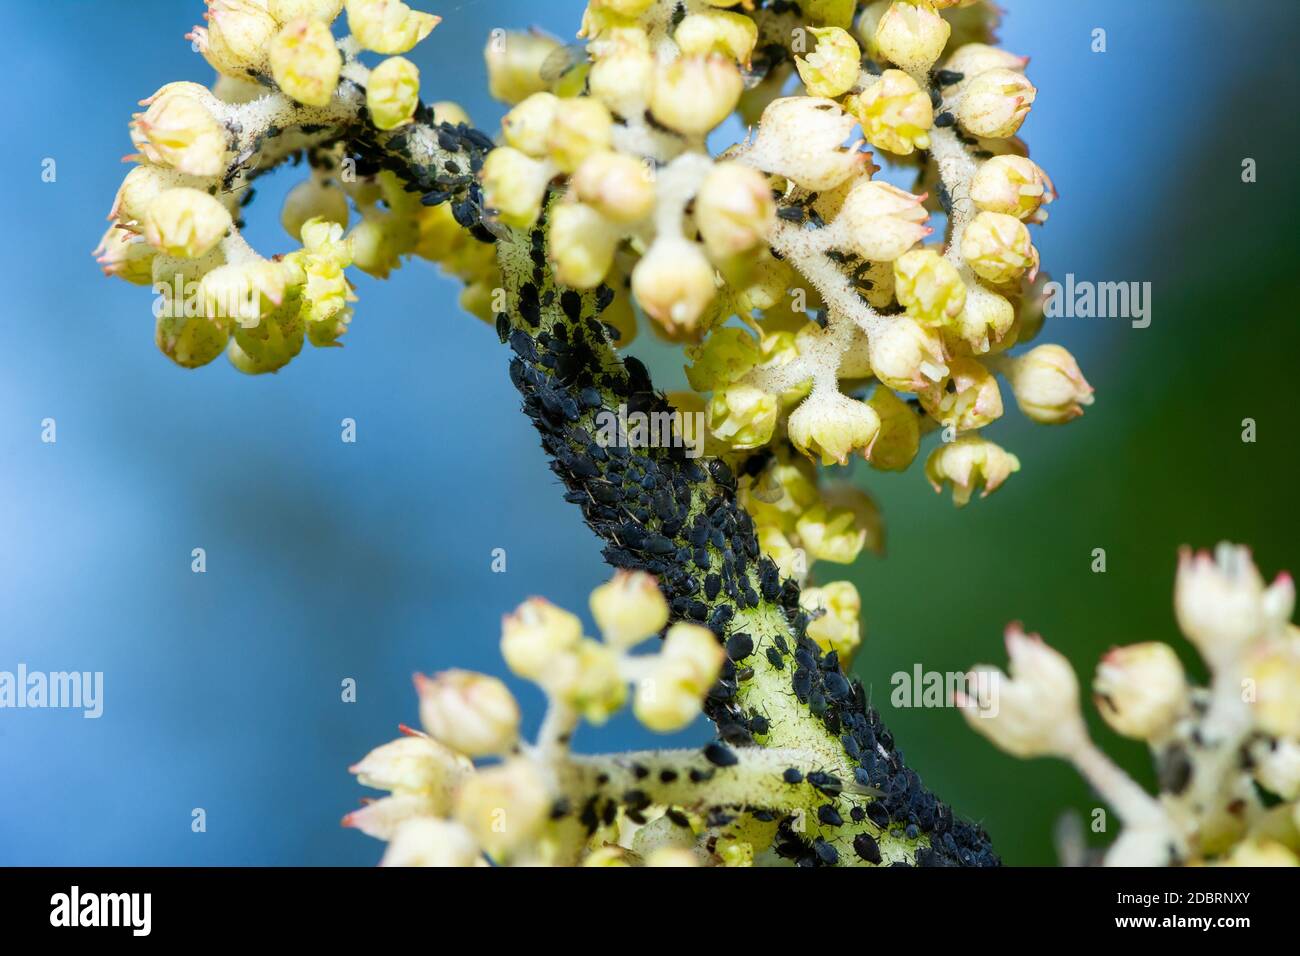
(199, 259, 291, 329)
(835, 181, 931, 262)
(1248, 638, 1300, 742)
(348, 218, 399, 278)
(454, 759, 549, 859)
(589, 44, 655, 117)
(866, 387, 920, 471)
(345, 0, 439, 55)
(269, 16, 342, 107)
(130, 82, 227, 177)
(738, 455, 819, 534)
(546, 97, 614, 172)
(961, 211, 1035, 284)
(548, 202, 621, 289)
(193, 0, 278, 78)
(291, 216, 354, 329)
(920, 356, 1003, 430)
(925, 435, 1020, 506)
(940, 43, 1028, 90)
(894, 248, 966, 326)
(484, 30, 562, 105)
(746, 96, 863, 191)
(544, 639, 628, 724)
(956, 68, 1036, 139)
(708, 383, 778, 450)
(684, 327, 761, 391)
(675, 11, 758, 64)
(570, 151, 655, 223)
(649, 54, 743, 137)
(590, 570, 670, 649)
(787, 391, 881, 466)
(348, 732, 470, 803)
(270, 0, 344, 22)
(1093, 643, 1188, 741)
(796, 503, 867, 564)
(143, 188, 233, 259)
(366, 56, 420, 129)
(795, 27, 861, 98)
(590, 0, 656, 15)
(631, 236, 717, 336)
(500, 596, 583, 680)
(999, 343, 1094, 424)
(94, 226, 156, 285)
(281, 177, 350, 240)
(695, 162, 775, 260)
(873, 0, 950, 74)
(848, 68, 932, 156)
(380, 817, 480, 867)
(156, 313, 231, 369)
(635, 624, 724, 732)
(416, 669, 520, 757)
(430, 99, 471, 126)
(950, 281, 1015, 353)
(501, 92, 558, 157)
(868, 315, 948, 391)
(110, 165, 177, 229)
(802, 580, 862, 662)
(970, 155, 1052, 221)
(480, 147, 554, 229)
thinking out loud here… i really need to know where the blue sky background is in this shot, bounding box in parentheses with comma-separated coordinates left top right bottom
(0, 0, 1296, 865)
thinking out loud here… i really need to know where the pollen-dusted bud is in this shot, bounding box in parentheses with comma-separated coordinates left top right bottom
(381, 818, 481, 868)
(834, 181, 931, 262)
(961, 211, 1036, 284)
(590, 570, 670, 649)
(787, 391, 881, 466)
(872, 0, 951, 74)
(634, 623, 725, 732)
(970, 155, 1053, 221)
(454, 758, 550, 860)
(485, 29, 562, 105)
(961, 625, 1087, 759)
(920, 356, 1003, 431)
(867, 315, 948, 392)
(745, 97, 864, 191)
(281, 177, 350, 239)
(501, 596, 583, 680)
(801, 580, 863, 662)
(349, 733, 472, 807)
(695, 162, 776, 260)
(130, 83, 228, 177)
(708, 383, 778, 450)
(956, 68, 1036, 139)
(345, 0, 439, 55)
(649, 54, 743, 136)
(192, 0, 278, 78)
(893, 249, 966, 326)
(631, 236, 717, 335)
(415, 669, 520, 757)
(999, 344, 1094, 424)
(795, 27, 861, 98)
(1093, 643, 1188, 741)
(143, 188, 233, 259)
(269, 16, 342, 107)
(270, 0, 344, 22)
(925, 435, 1020, 506)
(570, 152, 655, 223)
(548, 202, 620, 288)
(156, 313, 231, 369)
(366, 56, 420, 129)
(547, 97, 614, 172)
(847, 68, 933, 156)
(866, 387, 921, 471)
(674, 10, 758, 64)
(480, 147, 554, 229)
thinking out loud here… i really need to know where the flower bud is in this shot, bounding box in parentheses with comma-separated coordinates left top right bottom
(349, 733, 471, 808)
(867, 315, 948, 391)
(738, 456, 819, 533)
(227, 299, 305, 372)
(480, 147, 554, 228)
(787, 391, 881, 465)
(758, 526, 808, 581)
(708, 384, 778, 450)
(1000, 344, 1094, 424)
(635, 623, 725, 732)
(961, 211, 1035, 284)
(695, 162, 775, 260)
(381, 818, 480, 868)
(589, 45, 655, 117)
(199, 259, 291, 328)
(746, 97, 863, 191)
(1248, 638, 1300, 739)
(192, 0, 278, 77)
(341, 792, 438, 840)
(547, 97, 614, 172)
(485, 30, 561, 104)
(920, 356, 1003, 431)
(548, 202, 620, 288)
(570, 152, 655, 223)
(950, 281, 1015, 353)
(269, 16, 342, 107)
(866, 387, 921, 471)
(962, 626, 1087, 759)
(347, 218, 399, 278)
(415, 669, 520, 757)
(940, 43, 1028, 89)
(291, 216, 354, 327)
(454, 759, 550, 860)
(631, 236, 716, 335)
(1250, 737, 1300, 801)
(590, 571, 669, 649)
(956, 68, 1036, 139)
(796, 503, 867, 564)
(110, 165, 177, 229)
(1174, 544, 1287, 669)
(801, 580, 862, 662)
(926, 435, 1019, 506)
(130, 83, 227, 177)
(543, 639, 628, 724)
(795, 27, 861, 98)
(873, 0, 950, 74)
(675, 10, 758, 64)
(894, 249, 966, 326)
(94, 226, 156, 285)
(156, 313, 231, 369)
(143, 188, 233, 259)
(345, 0, 440, 55)
(501, 597, 583, 680)
(684, 327, 760, 391)
(848, 68, 933, 156)
(501, 92, 558, 157)
(1093, 643, 1188, 741)
(281, 177, 350, 239)
(271, 0, 344, 22)
(367, 56, 420, 129)
(970, 155, 1052, 221)
(590, 0, 655, 15)
(649, 54, 743, 136)
(835, 181, 931, 262)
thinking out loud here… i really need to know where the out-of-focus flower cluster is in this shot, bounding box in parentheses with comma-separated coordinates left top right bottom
(96, 0, 498, 373)
(961, 544, 1300, 867)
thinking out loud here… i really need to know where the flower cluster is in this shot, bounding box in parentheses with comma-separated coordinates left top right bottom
(960, 544, 1300, 867)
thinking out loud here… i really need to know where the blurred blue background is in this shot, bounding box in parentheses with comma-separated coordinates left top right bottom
(0, 0, 1295, 865)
